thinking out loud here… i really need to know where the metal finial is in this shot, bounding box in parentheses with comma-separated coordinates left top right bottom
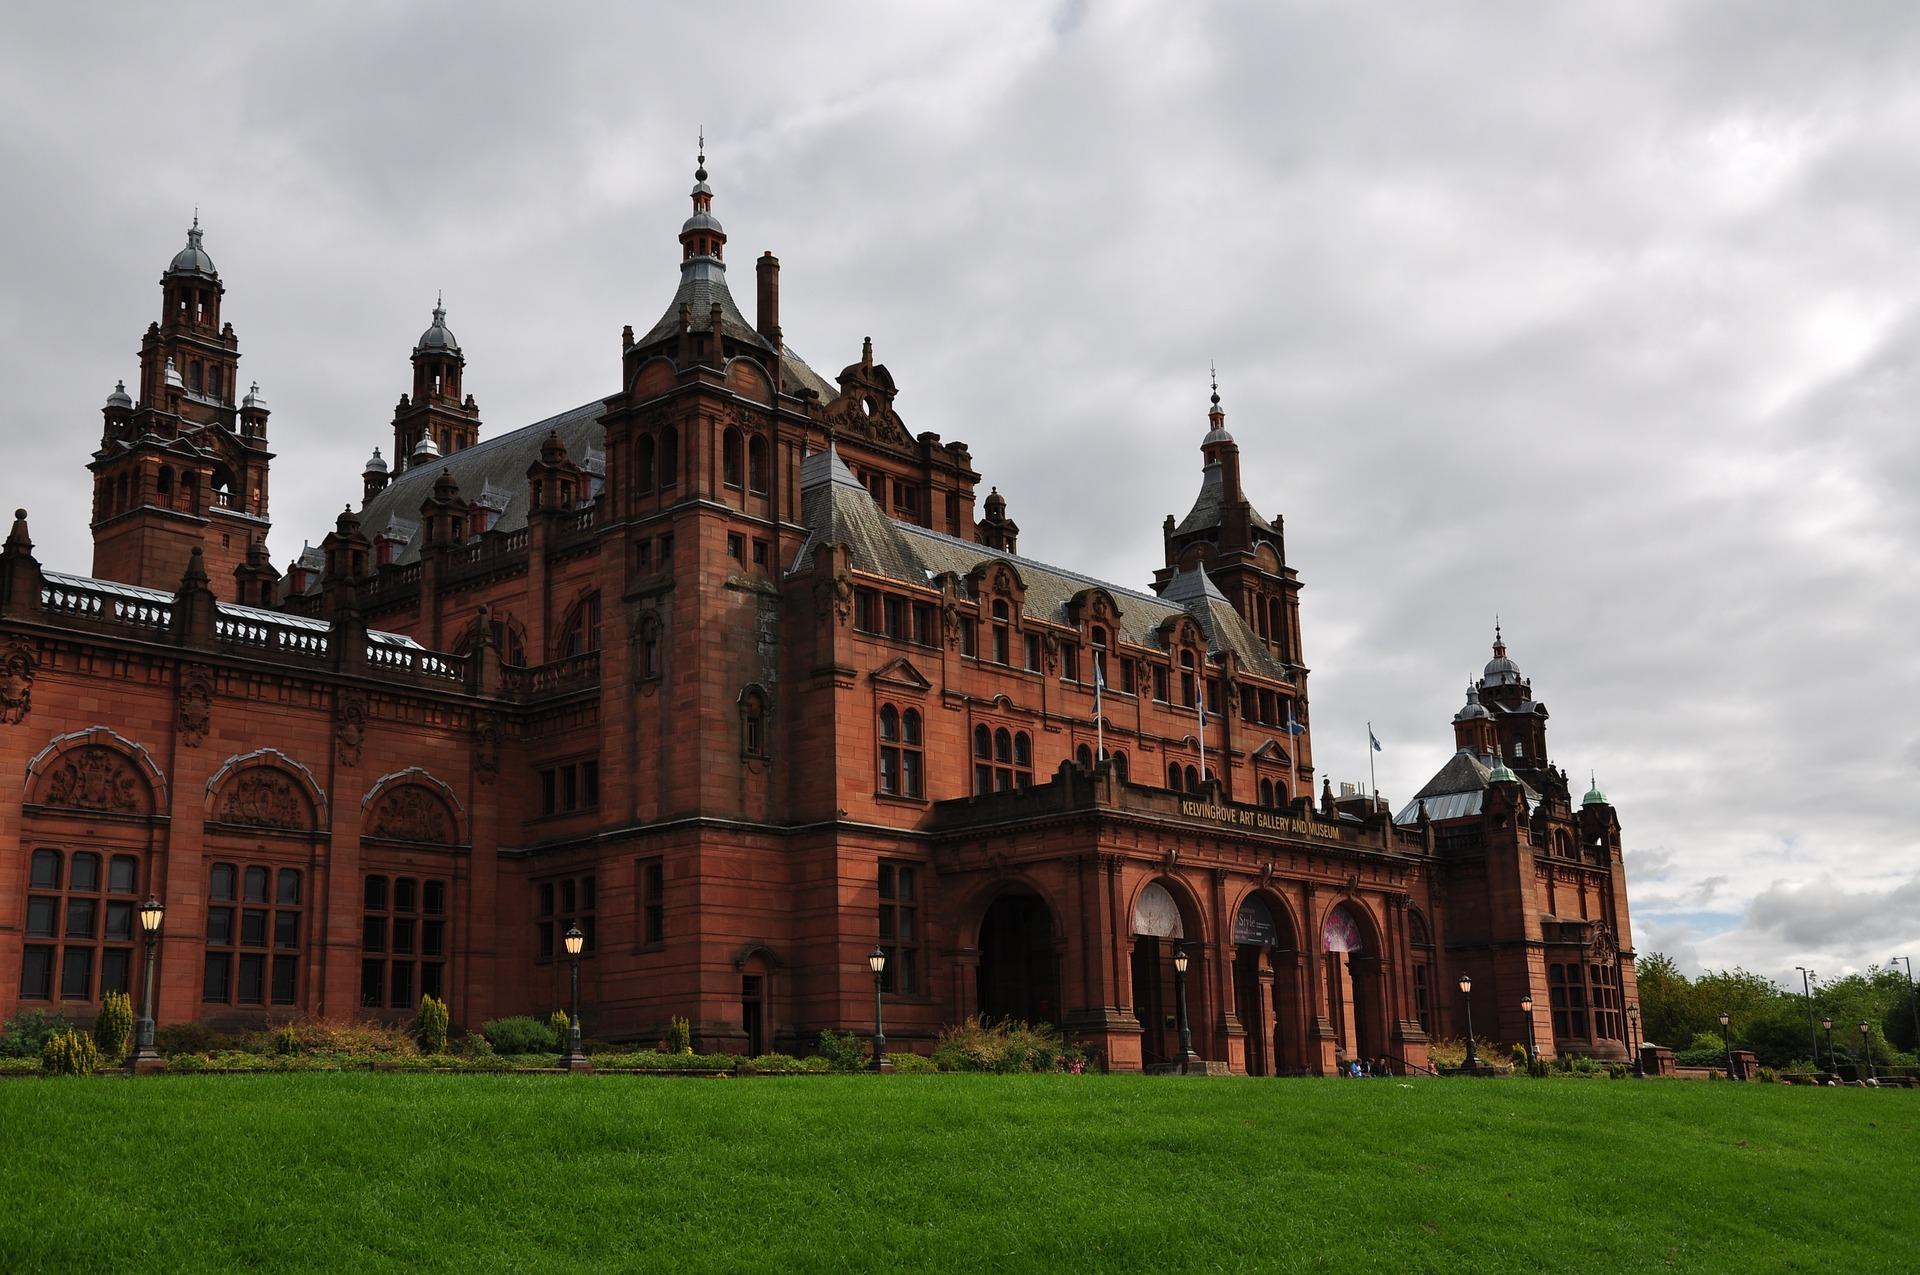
(1209, 360, 1219, 408)
(192, 207, 199, 229)
(695, 128, 708, 183)
(1494, 614, 1503, 644)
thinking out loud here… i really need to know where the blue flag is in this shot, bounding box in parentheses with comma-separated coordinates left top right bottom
(1369, 726, 1382, 752)
(1283, 702, 1306, 736)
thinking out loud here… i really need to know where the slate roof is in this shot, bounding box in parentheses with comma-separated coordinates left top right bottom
(1173, 461, 1274, 537)
(352, 400, 607, 568)
(1392, 748, 1541, 825)
(791, 446, 1289, 674)
(635, 262, 837, 402)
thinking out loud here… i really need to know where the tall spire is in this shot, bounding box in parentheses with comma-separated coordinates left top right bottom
(1201, 362, 1233, 461)
(680, 132, 726, 271)
(1493, 615, 1506, 659)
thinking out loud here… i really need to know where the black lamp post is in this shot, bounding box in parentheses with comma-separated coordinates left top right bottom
(1893, 956, 1919, 1068)
(1822, 1016, 1836, 1076)
(1859, 1020, 1875, 1082)
(1459, 973, 1477, 1071)
(1172, 945, 1195, 1075)
(867, 946, 890, 1072)
(1627, 1003, 1642, 1077)
(560, 925, 588, 1070)
(127, 895, 165, 1072)
(1520, 995, 1535, 1071)
(1719, 1010, 1736, 1080)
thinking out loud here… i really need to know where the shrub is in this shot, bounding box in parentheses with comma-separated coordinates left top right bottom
(738, 1053, 831, 1074)
(890, 1052, 937, 1074)
(548, 1010, 573, 1048)
(816, 1028, 870, 1072)
(414, 995, 450, 1054)
(593, 1052, 736, 1071)
(482, 1016, 556, 1055)
(41, 1028, 100, 1076)
(1, 1009, 71, 1059)
(269, 1025, 301, 1056)
(93, 992, 134, 1064)
(154, 1021, 231, 1057)
(930, 1018, 1070, 1073)
(665, 1016, 693, 1055)
(244, 1020, 418, 1058)
(453, 1030, 495, 1059)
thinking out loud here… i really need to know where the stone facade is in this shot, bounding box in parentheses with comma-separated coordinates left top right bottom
(0, 156, 1638, 1071)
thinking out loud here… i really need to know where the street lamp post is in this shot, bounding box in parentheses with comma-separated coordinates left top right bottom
(1859, 1020, 1875, 1082)
(1822, 1016, 1836, 1076)
(1719, 1010, 1736, 1080)
(867, 947, 890, 1072)
(1171, 946, 1196, 1074)
(1459, 973, 1477, 1071)
(1627, 1003, 1642, 1077)
(560, 925, 588, 1071)
(1520, 995, 1535, 1072)
(127, 895, 165, 1073)
(1796, 967, 1819, 1071)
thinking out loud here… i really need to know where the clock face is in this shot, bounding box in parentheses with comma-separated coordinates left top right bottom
(1132, 881, 1184, 939)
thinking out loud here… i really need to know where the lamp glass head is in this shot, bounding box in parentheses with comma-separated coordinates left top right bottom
(563, 925, 585, 956)
(138, 895, 165, 934)
(1458, 973, 1471, 994)
(1173, 948, 1189, 974)
(868, 946, 887, 975)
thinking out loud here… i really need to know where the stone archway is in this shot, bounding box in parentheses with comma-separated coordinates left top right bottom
(1231, 891, 1302, 1077)
(976, 891, 1059, 1027)
(1322, 902, 1387, 1068)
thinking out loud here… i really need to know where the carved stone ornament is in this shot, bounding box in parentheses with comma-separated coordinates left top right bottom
(367, 784, 454, 844)
(473, 712, 501, 784)
(1042, 633, 1061, 675)
(942, 600, 963, 648)
(177, 667, 213, 748)
(0, 639, 34, 726)
(215, 768, 308, 831)
(335, 691, 368, 767)
(43, 747, 141, 813)
(823, 573, 854, 625)
(1586, 921, 1617, 963)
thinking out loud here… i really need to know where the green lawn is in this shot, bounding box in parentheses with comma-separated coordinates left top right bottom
(0, 1075, 1912, 1273)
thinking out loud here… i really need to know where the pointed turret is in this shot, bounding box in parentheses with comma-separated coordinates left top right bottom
(393, 295, 481, 470)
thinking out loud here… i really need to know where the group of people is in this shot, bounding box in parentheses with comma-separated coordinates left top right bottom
(1341, 1057, 1396, 1078)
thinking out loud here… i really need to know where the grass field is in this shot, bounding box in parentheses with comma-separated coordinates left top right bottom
(0, 1074, 1912, 1273)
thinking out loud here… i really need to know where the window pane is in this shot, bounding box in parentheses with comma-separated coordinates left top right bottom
(538, 883, 554, 918)
(105, 901, 133, 941)
(238, 953, 265, 1005)
(421, 963, 444, 1000)
(60, 949, 93, 1000)
(204, 953, 231, 1003)
(26, 897, 56, 937)
(20, 946, 53, 998)
(101, 949, 131, 996)
(271, 955, 297, 1005)
(395, 878, 417, 914)
(562, 880, 576, 915)
(65, 898, 96, 939)
(424, 880, 445, 916)
(363, 916, 387, 952)
(393, 918, 415, 956)
(208, 906, 233, 947)
(277, 869, 301, 905)
(69, 853, 100, 893)
(109, 855, 137, 895)
(364, 875, 387, 911)
(390, 961, 413, 1010)
(360, 960, 384, 1009)
(244, 866, 269, 902)
(210, 863, 236, 900)
(537, 921, 553, 961)
(423, 920, 445, 958)
(275, 911, 299, 950)
(30, 850, 60, 890)
(241, 909, 268, 948)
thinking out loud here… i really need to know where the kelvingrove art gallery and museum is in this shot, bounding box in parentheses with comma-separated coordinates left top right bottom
(0, 152, 1638, 1073)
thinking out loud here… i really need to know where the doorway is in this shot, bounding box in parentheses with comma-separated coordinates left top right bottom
(977, 892, 1058, 1025)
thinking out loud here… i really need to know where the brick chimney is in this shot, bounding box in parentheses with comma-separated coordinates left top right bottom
(756, 252, 781, 342)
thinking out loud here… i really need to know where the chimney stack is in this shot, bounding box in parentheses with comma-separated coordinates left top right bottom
(757, 252, 781, 342)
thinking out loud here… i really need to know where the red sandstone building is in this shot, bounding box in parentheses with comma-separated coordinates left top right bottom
(0, 152, 1638, 1071)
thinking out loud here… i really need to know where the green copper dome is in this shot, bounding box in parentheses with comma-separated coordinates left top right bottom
(1582, 775, 1609, 807)
(1487, 757, 1517, 785)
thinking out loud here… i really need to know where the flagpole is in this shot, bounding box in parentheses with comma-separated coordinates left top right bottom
(1094, 660, 1104, 763)
(1197, 691, 1207, 787)
(1367, 721, 1377, 803)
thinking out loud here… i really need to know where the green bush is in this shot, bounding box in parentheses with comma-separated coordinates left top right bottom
(548, 1010, 572, 1048)
(929, 1018, 1074, 1073)
(482, 1016, 556, 1055)
(414, 995, 450, 1054)
(737, 1053, 831, 1074)
(41, 1028, 100, 1076)
(665, 1016, 693, 1055)
(454, 1031, 495, 1059)
(890, 1052, 937, 1074)
(154, 1021, 232, 1057)
(93, 992, 134, 1064)
(816, 1028, 870, 1072)
(1, 1009, 71, 1059)
(269, 1025, 301, 1056)
(593, 1052, 736, 1071)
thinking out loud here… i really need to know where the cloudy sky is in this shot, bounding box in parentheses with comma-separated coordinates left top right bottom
(3, 2, 1915, 985)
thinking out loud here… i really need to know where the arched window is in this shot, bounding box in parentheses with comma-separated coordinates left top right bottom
(973, 724, 993, 795)
(1179, 651, 1196, 707)
(1076, 744, 1093, 769)
(560, 593, 602, 657)
(1167, 763, 1183, 792)
(723, 428, 744, 489)
(1013, 731, 1033, 787)
(1268, 599, 1284, 648)
(1259, 777, 1274, 807)
(991, 600, 1011, 665)
(880, 704, 923, 798)
(747, 436, 769, 494)
(157, 467, 173, 500)
(636, 435, 657, 493)
(190, 363, 203, 393)
(1185, 765, 1200, 791)
(659, 426, 679, 490)
(740, 688, 767, 758)
(21, 847, 146, 1004)
(209, 366, 223, 400)
(1111, 752, 1129, 783)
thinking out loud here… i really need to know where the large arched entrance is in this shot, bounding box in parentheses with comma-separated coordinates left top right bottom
(1322, 903, 1385, 1066)
(1129, 881, 1198, 1068)
(1231, 893, 1301, 1076)
(977, 891, 1059, 1025)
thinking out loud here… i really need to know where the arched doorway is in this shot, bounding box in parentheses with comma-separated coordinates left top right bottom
(1322, 903, 1384, 1066)
(1129, 881, 1190, 1068)
(1234, 893, 1301, 1076)
(977, 891, 1058, 1025)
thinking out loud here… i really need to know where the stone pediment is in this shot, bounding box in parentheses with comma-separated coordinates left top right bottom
(870, 657, 932, 691)
(824, 338, 914, 450)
